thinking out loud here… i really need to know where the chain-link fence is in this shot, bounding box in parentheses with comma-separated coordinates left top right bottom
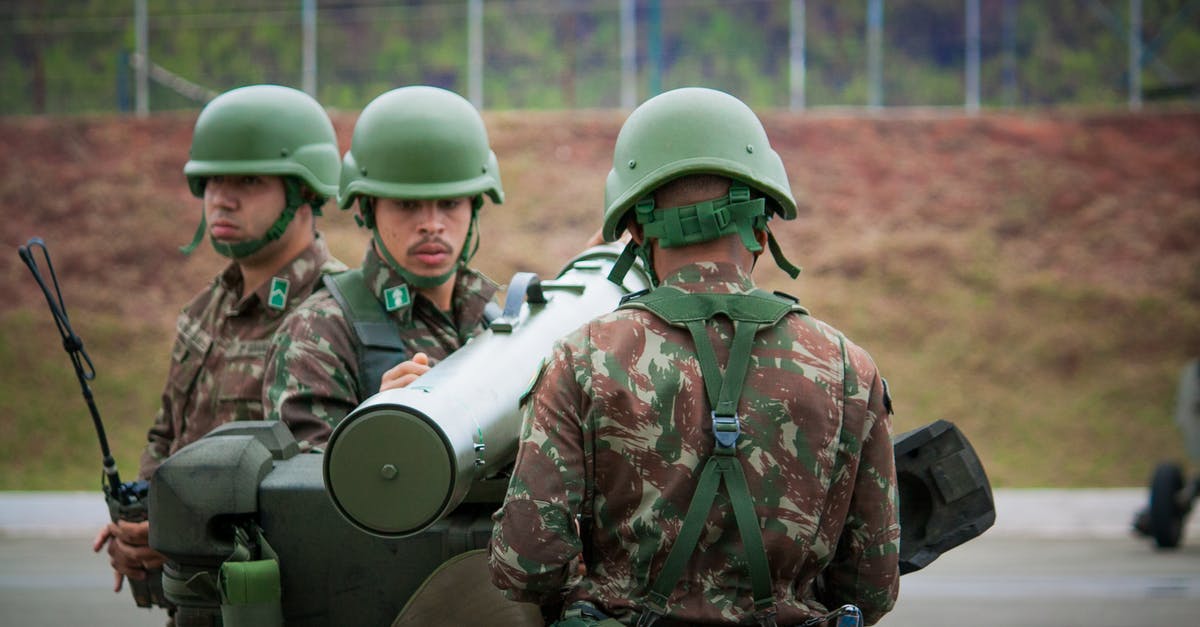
(2, 0, 1197, 115)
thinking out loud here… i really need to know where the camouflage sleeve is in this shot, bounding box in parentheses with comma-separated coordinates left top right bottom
(138, 322, 194, 481)
(821, 349, 901, 625)
(138, 406, 173, 481)
(263, 293, 361, 449)
(489, 333, 590, 607)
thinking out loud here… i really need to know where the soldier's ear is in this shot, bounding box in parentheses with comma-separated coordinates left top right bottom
(629, 223, 645, 246)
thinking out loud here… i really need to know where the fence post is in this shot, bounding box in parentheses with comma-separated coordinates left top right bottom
(135, 0, 148, 117)
(789, 0, 806, 111)
(302, 0, 317, 97)
(868, 0, 884, 110)
(1129, 0, 1142, 111)
(1002, 0, 1017, 107)
(469, 0, 484, 109)
(621, 0, 637, 109)
(966, 0, 980, 114)
(647, 0, 662, 97)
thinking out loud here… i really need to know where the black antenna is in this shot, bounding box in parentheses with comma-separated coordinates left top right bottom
(18, 237, 124, 497)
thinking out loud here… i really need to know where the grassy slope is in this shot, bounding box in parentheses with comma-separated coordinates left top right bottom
(1, 108, 1197, 489)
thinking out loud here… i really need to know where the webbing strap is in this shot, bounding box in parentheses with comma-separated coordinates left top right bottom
(643, 455, 724, 615)
(765, 228, 801, 279)
(724, 459, 774, 615)
(627, 287, 788, 625)
(641, 455, 776, 624)
(638, 192, 766, 252)
(684, 320, 723, 410)
(323, 269, 408, 397)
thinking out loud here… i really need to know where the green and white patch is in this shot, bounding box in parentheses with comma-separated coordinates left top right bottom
(268, 277, 290, 310)
(384, 285, 411, 312)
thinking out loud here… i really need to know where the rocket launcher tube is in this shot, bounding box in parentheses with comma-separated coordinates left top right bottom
(324, 244, 651, 537)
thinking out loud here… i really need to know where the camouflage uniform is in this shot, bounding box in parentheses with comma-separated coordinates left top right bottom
(490, 262, 900, 625)
(138, 237, 345, 480)
(262, 245, 498, 430)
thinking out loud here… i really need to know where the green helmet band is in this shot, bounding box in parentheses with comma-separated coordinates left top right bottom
(605, 185, 801, 286)
(637, 185, 766, 252)
(180, 177, 322, 259)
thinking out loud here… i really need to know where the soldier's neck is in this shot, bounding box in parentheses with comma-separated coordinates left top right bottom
(650, 234, 756, 280)
(416, 274, 457, 313)
(236, 231, 314, 299)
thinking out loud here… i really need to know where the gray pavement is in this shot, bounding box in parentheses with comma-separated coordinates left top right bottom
(3, 489, 1200, 626)
(5, 487, 1196, 539)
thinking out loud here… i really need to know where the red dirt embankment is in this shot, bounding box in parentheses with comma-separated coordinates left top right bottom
(2, 108, 1198, 487)
(4, 109, 1196, 317)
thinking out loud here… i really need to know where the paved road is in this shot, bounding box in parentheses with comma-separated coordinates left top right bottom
(880, 535, 1200, 626)
(2, 534, 165, 627)
(3, 489, 1199, 626)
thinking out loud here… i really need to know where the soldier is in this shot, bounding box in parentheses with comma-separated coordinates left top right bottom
(92, 84, 346, 595)
(262, 86, 502, 430)
(489, 88, 900, 625)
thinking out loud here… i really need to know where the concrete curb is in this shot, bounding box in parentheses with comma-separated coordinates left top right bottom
(2, 488, 1198, 539)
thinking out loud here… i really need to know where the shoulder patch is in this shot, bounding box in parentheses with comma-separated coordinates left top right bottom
(268, 276, 290, 310)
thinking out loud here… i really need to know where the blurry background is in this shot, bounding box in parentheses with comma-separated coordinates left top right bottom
(1, 0, 1198, 491)
(4, 0, 1199, 114)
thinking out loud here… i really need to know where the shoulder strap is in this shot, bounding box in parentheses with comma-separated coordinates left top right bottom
(628, 288, 797, 627)
(619, 286, 806, 327)
(322, 270, 407, 398)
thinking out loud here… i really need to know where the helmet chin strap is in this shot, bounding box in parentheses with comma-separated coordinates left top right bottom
(365, 198, 483, 291)
(608, 237, 659, 287)
(607, 186, 800, 285)
(180, 177, 320, 259)
(372, 229, 459, 289)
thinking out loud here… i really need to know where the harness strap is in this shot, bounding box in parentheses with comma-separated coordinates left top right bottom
(323, 269, 408, 398)
(621, 286, 803, 627)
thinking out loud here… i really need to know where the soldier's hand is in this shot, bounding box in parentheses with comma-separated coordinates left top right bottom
(380, 352, 431, 391)
(93, 524, 124, 592)
(93, 520, 166, 592)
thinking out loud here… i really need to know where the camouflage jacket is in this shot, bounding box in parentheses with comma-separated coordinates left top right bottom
(489, 262, 900, 626)
(262, 245, 498, 433)
(138, 237, 347, 480)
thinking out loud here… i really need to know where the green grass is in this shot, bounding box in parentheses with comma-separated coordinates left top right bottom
(784, 232, 1198, 488)
(3, 240, 1194, 490)
(0, 310, 167, 490)
(4, 212, 1195, 490)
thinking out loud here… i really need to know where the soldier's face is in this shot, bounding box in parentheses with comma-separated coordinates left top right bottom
(203, 175, 288, 243)
(373, 197, 472, 278)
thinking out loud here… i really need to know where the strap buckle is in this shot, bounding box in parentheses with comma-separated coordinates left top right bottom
(636, 591, 669, 627)
(712, 412, 740, 452)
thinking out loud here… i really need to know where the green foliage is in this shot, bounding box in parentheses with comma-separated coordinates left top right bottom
(2, 0, 1197, 115)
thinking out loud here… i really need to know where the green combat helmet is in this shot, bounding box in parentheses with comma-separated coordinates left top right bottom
(181, 84, 341, 258)
(602, 87, 801, 284)
(338, 85, 503, 289)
